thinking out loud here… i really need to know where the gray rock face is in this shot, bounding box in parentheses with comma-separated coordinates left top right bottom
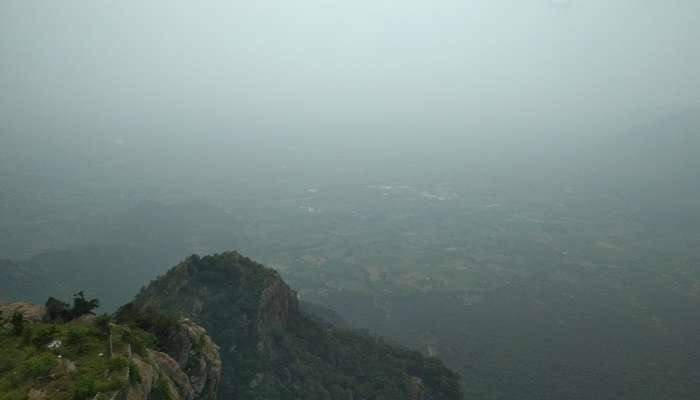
(167, 319, 222, 400)
(0, 302, 47, 322)
(122, 319, 222, 400)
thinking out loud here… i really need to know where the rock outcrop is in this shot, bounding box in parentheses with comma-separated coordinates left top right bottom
(165, 319, 222, 399)
(0, 302, 47, 322)
(113, 318, 221, 400)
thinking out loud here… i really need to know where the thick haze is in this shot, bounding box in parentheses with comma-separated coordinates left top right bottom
(1, 0, 699, 189)
(2, 4, 700, 399)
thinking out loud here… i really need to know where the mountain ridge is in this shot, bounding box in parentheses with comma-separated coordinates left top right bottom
(129, 251, 463, 400)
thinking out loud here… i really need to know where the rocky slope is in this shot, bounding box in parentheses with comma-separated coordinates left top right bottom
(0, 302, 221, 400)
(130, 251, 462, 400)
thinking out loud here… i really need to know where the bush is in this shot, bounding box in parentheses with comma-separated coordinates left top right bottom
(154, 378, 176, 400)
(31, 325, 57, 348)
(10, 312, 24, 335)
(115, 303, 179, 351)
(108, 356, 129, 372)
(95, 314, 112, 335)
(0, 353, 15, 373)
(129, 360, 142, 383)
(45, 292, 100, 323)
(71, 292, 100, 319)
(73, 377, 125, 400)
(120, 327, 150, 356)
(95, 378, 127, 394)
(73, 377, 97, 400)
(20, 353, 57, 378)
(45, 297, 71, 322)
(65, 328, 93, 354)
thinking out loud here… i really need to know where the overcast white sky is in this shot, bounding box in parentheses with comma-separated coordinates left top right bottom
(1, 1, 698, 180)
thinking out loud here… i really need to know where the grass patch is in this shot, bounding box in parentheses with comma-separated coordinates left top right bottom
(0, 319, 141, 400)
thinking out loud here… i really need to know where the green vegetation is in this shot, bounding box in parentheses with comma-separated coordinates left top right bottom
(0, 293, 163, 400)
(254, 313, 462, 400)
(19, 353, 57, 378)
(114, 303, 178, 353)
(45, 292, 100, 323)
(0, 318, 123, 400)
(153, 376, 177, 400)
(10, 313, 23, 335)
(133, 251, 463, 400)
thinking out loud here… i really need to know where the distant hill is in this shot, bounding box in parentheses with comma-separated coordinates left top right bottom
(0, 244, 179, 311)
(0, 259, 51, 303)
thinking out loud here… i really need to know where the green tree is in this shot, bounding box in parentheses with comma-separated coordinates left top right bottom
(45, 297, 71, 322)
(71, 291, 100, 318)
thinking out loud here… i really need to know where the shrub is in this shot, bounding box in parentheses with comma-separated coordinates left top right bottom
(95, 314, 112, 335)
(129, 360, 142, 383)
(72, 377, 125, 400)
(154, 378, 176, 400)
(95, 377, 126, 392)
(115, 303, 179, 351)
(0, 352, 15, 373)
(45, 292, 100, 323)
(31, 325, 57, 348)
(10, 312, 24, 335)
(45, 297, 72, 322)
(20, 353, 57, 378)
(73, 377, 97, 400)
(71, 292, 100, 318)
(65, 328, 93, 354)
(108, 356, 129, 372)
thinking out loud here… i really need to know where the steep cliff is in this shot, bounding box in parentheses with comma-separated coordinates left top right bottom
(0, 302, 221, 400)
(131, 251, 462, 400)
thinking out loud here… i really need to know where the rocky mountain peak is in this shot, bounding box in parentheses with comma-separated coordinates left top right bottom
(130, 251, 463, 400)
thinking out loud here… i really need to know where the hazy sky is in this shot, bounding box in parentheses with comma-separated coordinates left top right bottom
(1, 1, 698, 181)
